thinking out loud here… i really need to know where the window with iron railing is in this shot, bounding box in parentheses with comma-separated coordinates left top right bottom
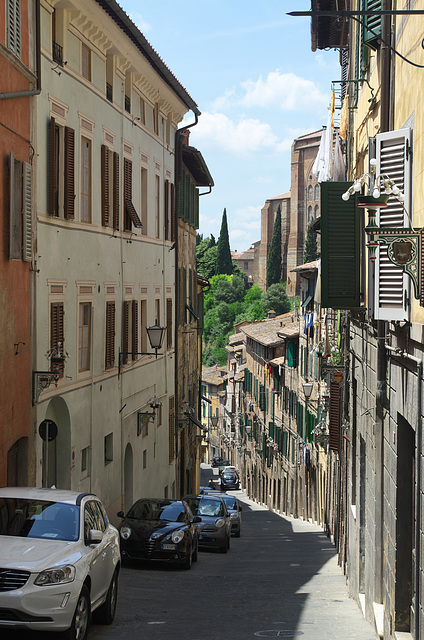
(53, 41, 63, 65)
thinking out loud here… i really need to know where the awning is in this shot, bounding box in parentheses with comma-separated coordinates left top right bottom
(302, 294, 313, 308)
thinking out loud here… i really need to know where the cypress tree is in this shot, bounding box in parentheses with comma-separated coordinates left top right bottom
(266, 205, 282, 287)
(304, 222, 319, 263)
(216, 208, 233, 275)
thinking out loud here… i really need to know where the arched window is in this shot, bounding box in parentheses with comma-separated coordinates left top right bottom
(308, 206, 313, 222)
(315, 184, 320, 200)
(308, 185, 313, 201)
(314, 204, 319, 218)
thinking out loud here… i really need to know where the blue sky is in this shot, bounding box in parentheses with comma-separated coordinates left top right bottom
(120, 0, 340, 251)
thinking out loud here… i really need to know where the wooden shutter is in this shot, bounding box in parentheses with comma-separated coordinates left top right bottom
(321, 181, 360, 308)
(101, 145, 109, 226)
(329, 381, 341, 451)
(373, 129, 412, 321)
(364, 0, 382, 50)
(51, 302, 64, 377)
(49, 117, 57, 216)
(22, 161, 32, 261)
(7, 0, 21, 56)
(9, 152, 21, 260)
(64, 126, 75, 219)
(165, 179, 169, 240)
(169, 395, 175, 462)
(124, 158, 142, 229)
(171, 182, 176, 242)
(166, 298, 173, 349)
(105, 301, 115, 369)
(122, 301, 130, 364)
(131, 300, 138, 358)
(113, 152, 119, 230)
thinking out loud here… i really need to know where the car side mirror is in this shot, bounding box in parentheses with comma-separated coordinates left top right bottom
(193, 516, 202, 523)
(87, 529, 103, 545)
(117, 511, 125, 518)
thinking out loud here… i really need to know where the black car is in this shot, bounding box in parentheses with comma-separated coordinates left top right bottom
(211, 457, 225, 468)
(183, 494, 231, 553)
(220, 469, 240, 491)
(202, 491, 242, 537)
(117, 499, 201, 569)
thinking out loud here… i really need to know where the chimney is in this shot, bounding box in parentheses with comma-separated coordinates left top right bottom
(181, 129, 190, 146)
(268, 310, 276, 319)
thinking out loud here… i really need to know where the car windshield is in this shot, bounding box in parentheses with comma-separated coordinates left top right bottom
(185, 498, 224, 517)
(127, 500, 186, 522)
(223, 473, 237, 479)
(221, 497, 237, 509)
(0, 498, 79, 542)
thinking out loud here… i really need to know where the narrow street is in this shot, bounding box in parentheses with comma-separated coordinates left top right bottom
(4, 468, 377, 640)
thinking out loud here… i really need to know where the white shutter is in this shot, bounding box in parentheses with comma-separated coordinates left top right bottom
(9, 152, 21, 260)
(22, 162, 33, 262)
(7, 0, 21, 57)
(373, 128, 412, 321)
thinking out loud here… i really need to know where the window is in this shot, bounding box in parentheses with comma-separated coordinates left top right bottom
(122, 300, 138, 364)
(140, 166, 148, 233)
(105, 301, 115, 369)
(166, 298, 172, 349)
(139, 97, 146, 124)
(81, 446, 90, 476)
(164, 179, 172, 241)
(80, 137, 91, 222)
(244, 262, 249, 270)
(124, 158, 142, 231)
(125, 73, 131, 113)
(140, 298, 147, 353)
(155, 174, 160, 238)
(7, 0, 21, 57)
(51, 302, 65, 378)
(78, 302, 92, 372)
(155, 299, 160, 325)
(104, 433, 113, 465)
(106, 54, 114, 102)
(50, 118, 75, 219)
(308, 185, 313, 201)
(10, 153, 32, 261)
(314, 204, 319, 218)
(169, 396, 175, 463)
(314, 184, 320, 200)
(308, 205, 312, 222)
(81, 44, 91, 81)
(153, 103, 159, 135)
(143, 449, 147, 469)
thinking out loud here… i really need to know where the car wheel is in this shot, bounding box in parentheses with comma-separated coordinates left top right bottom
(62, 585, 90, 640)
(219, 536, 229, 554)
(181, 548, 193, 570)
(92, 570, 118, 625)
(192, 538, 199, 562)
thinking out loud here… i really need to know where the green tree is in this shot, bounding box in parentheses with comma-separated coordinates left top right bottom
(304, 222, 319, 263)
(216, 208, 233, 275)
(261, 282, 292, 316)
(266, 205, 282, 287)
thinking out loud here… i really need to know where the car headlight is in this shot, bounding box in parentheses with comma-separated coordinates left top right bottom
(230, 513, 237, 519)
(34, 565, 75, 586)
(215, 518, 225, 528)
(171, 530, 184, 544)
(120, 526, 132, 540)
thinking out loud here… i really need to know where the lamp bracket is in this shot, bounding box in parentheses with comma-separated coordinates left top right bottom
(33, 371, 60, 405)
(118, 350, 158, 376)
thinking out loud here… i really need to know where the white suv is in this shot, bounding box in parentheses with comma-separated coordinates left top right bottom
(0, 487, 120, 640)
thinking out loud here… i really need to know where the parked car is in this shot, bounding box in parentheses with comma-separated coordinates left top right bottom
(117, 499, 200, 570)
(211, 457, 225, 468)
(183, 494, 231, 553)
(217, 460, 231, 475)
(0, 487, 120, 640)
(220, 469, 240, 491)
(203, 492, 242, 537)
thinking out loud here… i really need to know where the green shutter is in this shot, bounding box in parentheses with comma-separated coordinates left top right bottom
(364, 0, 382, 50)
(288, 342, 295, 368)
(321, 181, 360, 308)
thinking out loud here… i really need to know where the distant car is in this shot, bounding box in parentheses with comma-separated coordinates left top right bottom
(117, 499, 200, 570)
(217, 460, 231, 475)
(183, 494, 231, 553)
(221, 470, 240, 491)
(211, 457, 225, 468)
(0, 487, 120, 640)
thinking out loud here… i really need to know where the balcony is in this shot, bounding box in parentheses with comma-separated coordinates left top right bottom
(106, 82, 113, 103)
(53, 41, 63, 66)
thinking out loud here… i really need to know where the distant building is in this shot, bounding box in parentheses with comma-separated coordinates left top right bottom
(231, 248, 255, 284)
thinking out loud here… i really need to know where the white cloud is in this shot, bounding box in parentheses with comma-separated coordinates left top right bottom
(240, 71, 328, 111)
(128, 12, 152, 34)
(190, 112, 289, 156)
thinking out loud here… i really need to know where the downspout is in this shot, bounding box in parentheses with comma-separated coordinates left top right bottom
(0, 0, 41, 99)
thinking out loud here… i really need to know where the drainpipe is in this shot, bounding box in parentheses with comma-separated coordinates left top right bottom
(0, 0, 41, 99)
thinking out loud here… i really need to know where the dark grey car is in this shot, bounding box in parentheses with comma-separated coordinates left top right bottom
(183, 494, 231, 553)
(201, 491, 242, 537)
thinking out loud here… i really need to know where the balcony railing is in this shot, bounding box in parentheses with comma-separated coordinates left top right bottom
(106, 82, 113, 102)
(53, 41, 63, 66)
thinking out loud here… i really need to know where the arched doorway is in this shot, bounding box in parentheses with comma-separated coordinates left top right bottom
(124, 444, 133, 513)
(43, 397, 71, 488)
